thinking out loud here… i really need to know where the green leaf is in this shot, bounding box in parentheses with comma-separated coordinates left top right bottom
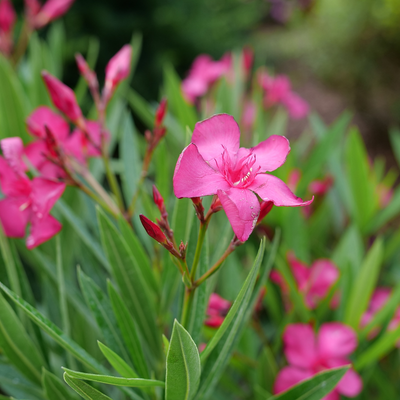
(165, 320, 201, 400)
(344, 238, 384, 329)
(389, 127, 400, 168)
(345, 128, 377, 229)
(126, 89, 154, 128)
(270, 366, 349, 400)
(64, 373, 112, 400)
(0, 292, 44, 384)
(55, 200, 110, 272)
(98, 341, 138, 378)
(97, 208, 161, 358)
(0, 283, 107, 374)
(42, 368, 76, 400)
(78, 268, 130, 363)
(172, 198, 194, 245)
(107, 281, 149, 378)
(63, 369, 165, 388)
(195, 240, 265, 400)
(267, 108, 288, 137)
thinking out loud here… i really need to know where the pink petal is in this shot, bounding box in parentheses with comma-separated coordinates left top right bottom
(204, 314, 225, 328)
(283, 92, 309, 119)
(250, 135, 290, 172)
(273, 366, 313, 394)
(322, 391, 340, 400)
(369, 288, 391, 313)
(173, 143, 230, 198)
(287, 251, 310, 291)
(26, 106, 69, 141)
(208, 293, 231, 314)
(191, 114, 240, 164)
(306, 260, 339, 308)
(33, 0, 74, 28)
(0, 197, 30, 238)
(31, 177, 65, 216)
(181, 77, 208, 103)
(24, 141, 47, 168)
(249, 173, 313, 207)
(0, 0, 16, 33)
(336, 368, 363, 397)
(317, 323, 357, 360)
(0, 137, 26, 175)
(0, 156, 31, 198)
(217, 187, 260, 242)
(283, 324, 318, 368)
(26, 213, 62, 249)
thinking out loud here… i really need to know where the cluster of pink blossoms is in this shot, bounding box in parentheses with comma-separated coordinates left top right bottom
(0, 0, 75, 55)
(258, 70, 309, 119)
(173, 114, 312, 242)
(0, 44, 132, 248)
(271, 251, 339, 310)
(274, 323, 362, 399)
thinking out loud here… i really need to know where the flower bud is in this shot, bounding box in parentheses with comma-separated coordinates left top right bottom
(33, 0, 75, 29)
(155, 98, 167, 127)
(0, 0, 16, 34)
(191, 197, 205, 222)
(152, 185, 165, 213)
(103, 44, 132, 105)
(75, 53, 98, 91)
(140, 214, 168, 244)
(257, 201, 273, 225)
(42, 71, 83, 124)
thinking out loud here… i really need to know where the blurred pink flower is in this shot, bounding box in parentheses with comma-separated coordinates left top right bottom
(0, 138, 65, 249)
(308, 176, 334, 196)
(42, 71, 84, 124)
(287, 168, 301, 193)
(242, 46, 253, 78)
(274, 323, 362, 399)
(173, 114, 312, 242)
(205, 293, 231, 328)
(241, 100, 257, 132)
(30, 0, 75, 29)
(102, 44, 132, 105)
(182, 54, 231, 103)
(258, 70, 309, 119)
(75, 53, 98, 90)
(271, 251, 339, 309)
(0, 0, 16, 33)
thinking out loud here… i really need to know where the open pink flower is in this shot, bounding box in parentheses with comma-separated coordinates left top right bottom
(205, 293, 231, 328)
(0, 138, 65, 249)
(29, 0, 75, 29)
(182, 54, 231, 103)
(173, 114, 312, 242)
(271, 251, 339, 309)
(274, 323, 362, 399)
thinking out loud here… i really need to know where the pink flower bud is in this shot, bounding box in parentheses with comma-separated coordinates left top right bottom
(155, 98, 167, 127)
(33, 0, 75, 29)
(42, 70, 83, 124)
(103, 44, 132, 104)
(152, 185, 165, 212)
(75, 53, 98, 90)
(24, 0, 41, 18)
(242, 46, 253, 77)
(140, 214, 168, 244)
(0, 0, 16, 33)
(257, 201, 273, 224)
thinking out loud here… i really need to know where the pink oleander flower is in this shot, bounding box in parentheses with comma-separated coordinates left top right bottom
(42, 71, 83, 125)
(258, 71, 309, 119)
(274, 323, 362, 400)
(75, 53, 98, 91)
(0, 0, 16, 33)
(102, 44, 132, 105)
(181, 54, 231, 104)
(0, 138, 65, 249)
(30, 0, 75, 29)
(309, 176, 334, 196)
(361, 288, 400, 343)
(271, 251, 339, 309)
(173, 114, 312, 242)
(205, 293, 231, 328)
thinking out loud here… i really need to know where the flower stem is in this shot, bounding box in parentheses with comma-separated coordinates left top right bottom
(190, 215, 211, 280)
(181, 287, 195, 328)
(193, 236, 241, 288)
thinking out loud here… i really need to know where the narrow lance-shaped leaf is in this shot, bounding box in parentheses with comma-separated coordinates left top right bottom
(64, 373, 113, 400)
(165, 320, 201, 400)
(42, 368, 77, 400)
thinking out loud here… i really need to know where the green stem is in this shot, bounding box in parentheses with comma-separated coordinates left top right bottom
(190, 216, 211, 280)
(180, 287, 195, 328)
(193, 238, 239, 288)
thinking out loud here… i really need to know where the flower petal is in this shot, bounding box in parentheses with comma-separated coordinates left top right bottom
(251, 135, 290, 172)
(336, 368, 363, 397)
(31, 178, 66, 216)
(287, 251, 310, 291)
(26, 214, 62, 249)
(173, 143, 230, 198)
(249, 173, 313, 207)
(217, 187, 260, 242)
(191, 114, 240, 163)
(283, 324, 318, 368)
(0, 156, 31, 198)
(317, 322, 357, 360)
(0, 197, 30, 238)
(1, 137, 26, 175)
(26, 106, 69, 141)
(273, 366, 313, 394)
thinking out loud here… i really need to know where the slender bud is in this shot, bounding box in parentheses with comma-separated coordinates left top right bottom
(210, 195, 223, 213)
(32, 0, 75, 29)
(75, 53, 98, 91)
(256, 201, 273, 225)
(191, 197, 205, 222)
(155, 98, 167, 127)
(102, 44, 132, 105)
(42, 70, 83, 124)
(179, 241, 187, 260)
(152, 185, 165, 213)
